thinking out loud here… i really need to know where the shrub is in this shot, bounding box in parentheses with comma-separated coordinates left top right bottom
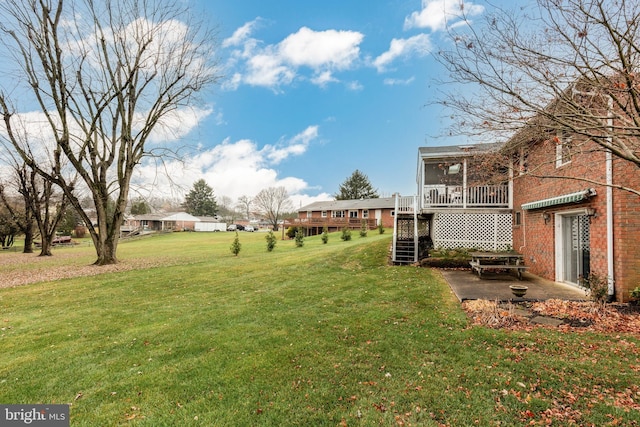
(581, 273, 609, 304)
(294, 229, 304, 247)
(359, 219, 368, 238)
(340, 227, 352, 241)
(265, 230, 277, 252)
(377, 220, 385, 234)
(285, 227, 297, 239)
(630, 286, 640, 302)
(321, 226, 328, 244)
(230, 232, 241, 256)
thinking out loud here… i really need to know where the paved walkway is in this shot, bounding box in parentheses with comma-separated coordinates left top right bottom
(439, 269, 587, 302)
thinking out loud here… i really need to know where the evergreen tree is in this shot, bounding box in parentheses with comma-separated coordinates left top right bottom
(359, 219, 368, 238)
(321, 226, 329, 244)
(183, 179, 217, 217)
(265, 230, 277, 252)
(335, 170, 379, 200)
(230, 232, 241, 256)
(294, 228, 304, 247)
(130, 199, 151, 215)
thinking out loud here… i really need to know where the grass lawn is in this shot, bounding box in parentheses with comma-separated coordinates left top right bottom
(1, 231, 639, 426)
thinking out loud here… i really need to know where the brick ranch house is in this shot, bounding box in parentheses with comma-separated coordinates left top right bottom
(508, 128, 640, 303)
(287, 197, 396, 236)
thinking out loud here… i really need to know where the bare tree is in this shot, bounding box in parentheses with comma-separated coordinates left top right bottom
(0, 0, 220, 264)
(0, 156, 71, 256)
(436, 0, 640, 196)
(253, 187, 292, 231)
(236, 195, 253, 220)
(27, 167, 70, 257)
(0, 165, 34, 253)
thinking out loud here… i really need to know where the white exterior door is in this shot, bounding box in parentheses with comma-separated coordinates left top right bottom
(555, 211, 591, 286)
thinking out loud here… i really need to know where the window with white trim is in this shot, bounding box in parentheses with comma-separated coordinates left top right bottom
(349, 210, 358, 218)
(556, 133, 572, 167)
(362, 209, 369, 218)
(332, 210, 345, 218)
(321, 210, 327, 218)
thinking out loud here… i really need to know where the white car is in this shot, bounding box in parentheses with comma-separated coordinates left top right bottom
(245, 225, 255, 232)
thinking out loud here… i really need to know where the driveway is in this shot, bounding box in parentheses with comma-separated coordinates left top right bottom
(439, 269, 587, 302)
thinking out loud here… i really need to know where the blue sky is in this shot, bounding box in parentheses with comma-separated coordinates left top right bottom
(0, 0, 515, 209)
(161, 0, 501, 208)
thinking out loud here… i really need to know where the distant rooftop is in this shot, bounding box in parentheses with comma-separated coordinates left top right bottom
(299, 197, 396, 212)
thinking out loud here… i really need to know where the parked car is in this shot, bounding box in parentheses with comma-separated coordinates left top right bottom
(235, 224, 245, 231)
(245, 225, 255, 232)
(227, 224, 237, 231)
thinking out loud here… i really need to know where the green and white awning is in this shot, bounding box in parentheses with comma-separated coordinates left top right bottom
(521, 189, 596, 210)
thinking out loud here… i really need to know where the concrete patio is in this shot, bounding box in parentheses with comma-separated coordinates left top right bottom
(439, 268, 587, 302)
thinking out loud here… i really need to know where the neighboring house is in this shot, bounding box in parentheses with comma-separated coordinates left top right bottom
(288, 197, 396, 236)
(508, 129, 640, 303)
(127, 212, 228, 232)
(127, 212, 202, 232)
(393, 143, 513, 264)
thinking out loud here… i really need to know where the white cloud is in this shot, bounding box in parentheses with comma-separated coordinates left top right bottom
(404, 0, 484, 31)
(311, 70, 338, 87)
(264, 125, 319, 164)
(143, 106, 214, 143)
(383, 76, 416, 86)
(244, 51, 296, 87)
(373, 34, 431, 72)
(131, 126, 325, 205)
(279, 27, 363, 69)
(222, 18, 262, 48)
(222, 23, 364, 90)
(346, 81, 364, 91)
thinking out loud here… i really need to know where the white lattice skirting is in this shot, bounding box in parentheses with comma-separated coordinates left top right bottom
(433, 212, 512, 251)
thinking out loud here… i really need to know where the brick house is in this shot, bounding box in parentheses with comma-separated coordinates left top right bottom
(509, 131, 640, 302)
(289, 197, 396, 235)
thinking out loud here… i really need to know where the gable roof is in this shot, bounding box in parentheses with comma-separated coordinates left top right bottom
(299, 197, 396, 212)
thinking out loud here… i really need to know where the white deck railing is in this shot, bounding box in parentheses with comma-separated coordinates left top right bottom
(421, 184, 509, 209)
(396, 195, 416, 214)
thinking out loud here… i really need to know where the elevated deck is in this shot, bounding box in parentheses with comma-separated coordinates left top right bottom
(284, 217, 377, 235)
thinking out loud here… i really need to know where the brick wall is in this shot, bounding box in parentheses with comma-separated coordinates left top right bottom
(611, 156, 640, 301)
(512, 138, 640, 302)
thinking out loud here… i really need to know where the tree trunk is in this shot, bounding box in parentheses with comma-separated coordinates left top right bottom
(22, 222, 34, 254)
(38, 239, 53, 257)
(93, 234, 118, 265)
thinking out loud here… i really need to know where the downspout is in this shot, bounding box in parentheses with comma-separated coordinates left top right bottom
(606, 96, 615, 300)
(508, 158, 514, 210)
(606, 148, 614, 299)
(516, 150, 527, 253)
